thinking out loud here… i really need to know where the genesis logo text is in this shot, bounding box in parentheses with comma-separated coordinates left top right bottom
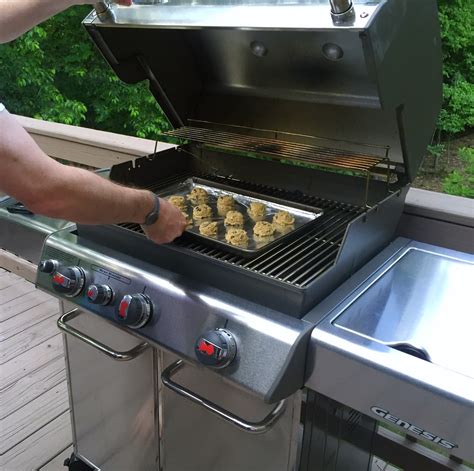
(370, 407, 458, 450)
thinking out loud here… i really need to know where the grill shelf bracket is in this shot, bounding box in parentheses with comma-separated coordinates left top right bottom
(162, 122, 395, 207)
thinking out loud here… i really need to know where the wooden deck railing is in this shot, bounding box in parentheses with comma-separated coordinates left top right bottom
(15, 114, 174, 169)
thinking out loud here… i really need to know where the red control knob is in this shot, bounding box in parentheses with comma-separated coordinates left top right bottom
(195, 329, 237, 369)
(117, 294, 152, 329)
(51, 266, 85, 298)
(87, 284, 113, 305)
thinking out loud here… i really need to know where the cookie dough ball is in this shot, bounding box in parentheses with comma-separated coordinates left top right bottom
(273, 210, 295, 226)
(247, 202, 267, 221)
(199, 221, 219, 237)
(225, 228, 248, 247)
(193, 204, 212, 220)
(187, 187, 209, 205)
(224, 210, 244, 228)
(217, 195, 235, 216)
(253, 221, 275, 238)
(168, 195, 187, 210)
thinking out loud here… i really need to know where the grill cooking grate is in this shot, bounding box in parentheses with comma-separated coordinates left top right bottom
(118, 176, 363, 288)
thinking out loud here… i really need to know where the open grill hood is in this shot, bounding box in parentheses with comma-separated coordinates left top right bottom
(83, 0, 442, 182)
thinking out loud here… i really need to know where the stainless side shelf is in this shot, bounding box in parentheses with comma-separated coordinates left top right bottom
(304, 238, 474, 463)
(0, 197, 74, 264)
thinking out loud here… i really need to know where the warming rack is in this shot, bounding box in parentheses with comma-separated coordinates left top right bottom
(162, 121, 394, 206)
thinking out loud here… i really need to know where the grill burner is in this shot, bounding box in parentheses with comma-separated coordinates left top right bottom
(118, 175, 363, 288)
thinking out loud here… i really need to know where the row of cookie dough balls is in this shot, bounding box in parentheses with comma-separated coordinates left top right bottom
(169, 191, 269, 220)
(168, 191, 295, 224)
(199, 217, 296, 248)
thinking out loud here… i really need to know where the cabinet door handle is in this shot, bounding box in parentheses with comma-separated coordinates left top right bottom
(161, 360, 286, 434)
(58, 309, 149, 361)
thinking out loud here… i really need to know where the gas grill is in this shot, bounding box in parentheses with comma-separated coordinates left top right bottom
(33, 1, 474, 470)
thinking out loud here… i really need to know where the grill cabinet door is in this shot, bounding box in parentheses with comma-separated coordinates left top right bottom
(62, 307, 158, 471)
(159, 352, 301, 471)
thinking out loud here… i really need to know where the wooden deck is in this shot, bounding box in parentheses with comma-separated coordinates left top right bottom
(0, 267, 73, 471)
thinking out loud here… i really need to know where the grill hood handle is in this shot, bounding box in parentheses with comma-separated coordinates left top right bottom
(329, 0, 352, 13)
(94, 1, 116, 22)
(162, 360, 286, 434)
(329, 0, 355, 23)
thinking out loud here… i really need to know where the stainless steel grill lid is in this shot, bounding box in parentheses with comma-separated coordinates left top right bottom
(83, 0, 442, 181)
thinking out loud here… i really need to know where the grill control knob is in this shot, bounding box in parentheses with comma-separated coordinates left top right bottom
(86, 284, 113, 305)
(195, 329, 237, 369)
(117, 294, 152, 329)
(51, 266, 85, 297)
(39, 259, 59, 274)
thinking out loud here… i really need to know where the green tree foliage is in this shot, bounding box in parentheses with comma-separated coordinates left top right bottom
(443, 147, 474, 198)
(0, 6, 169, 138)
(437, 0, 474, 134)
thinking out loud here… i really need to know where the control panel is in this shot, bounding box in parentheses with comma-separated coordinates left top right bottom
(36, 230, 312, 403)
(40, 259, 156, 331)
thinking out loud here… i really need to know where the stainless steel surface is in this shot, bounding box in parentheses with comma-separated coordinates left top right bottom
(37, 228, 314, 402)
(162, 360, 286, 434)
(84, 0, 442, 180)
(333, 247, 474, 378)
(159, 351, 301, 471)
(158, 177, 324, 257)
(304, 238, 474, 463)
(61, 306, 158, 470)
(58, 309, 150, 361)
(85, 1, 381, 29)
(0, 197, 73, 263)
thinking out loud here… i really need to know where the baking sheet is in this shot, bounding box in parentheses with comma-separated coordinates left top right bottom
(158, 177, 324, 257)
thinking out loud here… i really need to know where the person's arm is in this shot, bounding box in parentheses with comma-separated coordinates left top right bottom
(0, 0, 131, 44)
(0, 109, 186, 244)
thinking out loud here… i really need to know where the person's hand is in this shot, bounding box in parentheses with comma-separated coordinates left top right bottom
(141, 198, 187, 244)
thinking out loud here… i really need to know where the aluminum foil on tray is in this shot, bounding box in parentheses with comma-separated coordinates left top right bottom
(158, 178, 324, 257)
